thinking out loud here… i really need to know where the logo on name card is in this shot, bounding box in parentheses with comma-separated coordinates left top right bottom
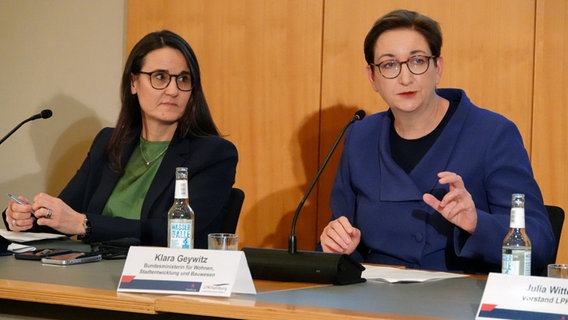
(201, 283, 231, 294)
(119, 276, 202, 292)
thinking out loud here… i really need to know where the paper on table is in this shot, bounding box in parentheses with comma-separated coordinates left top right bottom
(0, 229, 66, 243)
(362, 265, 468, 283)
(7, 243, 36, 253)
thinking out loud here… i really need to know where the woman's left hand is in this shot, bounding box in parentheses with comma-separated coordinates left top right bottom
(31, 192, 85, 235)
(423, 171, 478, 234)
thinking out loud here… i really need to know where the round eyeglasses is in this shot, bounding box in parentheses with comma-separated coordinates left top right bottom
(139, 70, 193, 91)
(370, 55, 436, 79)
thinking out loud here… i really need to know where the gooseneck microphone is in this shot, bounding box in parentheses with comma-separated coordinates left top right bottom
(243, 110, 367, 285)
(289, 109, 365, 254)
(0, 109, 53, 146)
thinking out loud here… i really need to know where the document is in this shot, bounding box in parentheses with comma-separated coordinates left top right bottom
(0, 229, 66, 243)
(7, 243, 36, 253)
(362, 265, 468, 283)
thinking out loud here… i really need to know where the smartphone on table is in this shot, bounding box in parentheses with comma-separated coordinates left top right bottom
(41, 252, 102, 265)
(14, 248, 73, 261)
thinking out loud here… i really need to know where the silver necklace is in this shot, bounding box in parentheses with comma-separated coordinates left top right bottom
(139, 138, 168, 166)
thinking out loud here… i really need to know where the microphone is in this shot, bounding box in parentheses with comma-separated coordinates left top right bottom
(0, 109, 53, 146)
(243, 110, 366, 285)
(289, 109, 365, 254)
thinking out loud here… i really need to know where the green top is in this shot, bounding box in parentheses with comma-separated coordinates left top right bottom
(103, 138, 170, 219)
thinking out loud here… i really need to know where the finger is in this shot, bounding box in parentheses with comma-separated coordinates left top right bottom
(438, 172, 464, 188)
(323, 223, 352, 251)
(9, 207, 35, 220)
(31, 193, 53, 211)
(424, 193, 458, 218)
(9, 201, 24, 213)
(440, 200, 459, 219)
(331, 218, 355, 245)
(321, 238, 343, 253)
(423, 193, 441, 210)
(322, 235, 352, 253)
(352, 227, 361, 239)
(9, 217, 34, 231)
(336, 216, 355, 233)
(439, 191, 460, 207)
(320, 231, 344, 253)
(323, 226, 361, 254)
(346, 228, 362, 251)
(35, 216, 53, 227)
(327, 224, 351, 249)
(36, 207, 53, 219)
(9, 218, 18, 230)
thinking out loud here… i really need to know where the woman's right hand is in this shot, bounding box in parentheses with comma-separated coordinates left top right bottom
(5, 196, 35, 231)
(320, 216, 361, 255)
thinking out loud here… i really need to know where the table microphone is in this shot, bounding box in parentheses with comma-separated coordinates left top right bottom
(243, 110, 367, 285)
(0, 109, 53, 146)
(288, 109, 365, 254)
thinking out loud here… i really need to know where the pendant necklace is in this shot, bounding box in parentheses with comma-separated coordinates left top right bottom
(139, 138, 169, 166)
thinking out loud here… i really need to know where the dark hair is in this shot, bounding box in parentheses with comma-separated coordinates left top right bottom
(363, 9, 442, 65)
(107, 30, 219, 172)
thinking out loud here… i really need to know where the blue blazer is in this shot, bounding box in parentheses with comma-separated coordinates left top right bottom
(6, 127, 237, 249)
(331, 88, 554, 274)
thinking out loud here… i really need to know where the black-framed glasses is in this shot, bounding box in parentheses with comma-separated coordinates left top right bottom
(139, 70, 193, 91)
(370, 55, 436, 79)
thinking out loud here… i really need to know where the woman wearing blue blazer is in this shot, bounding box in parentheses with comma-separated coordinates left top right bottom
(320, 10, 554, 274)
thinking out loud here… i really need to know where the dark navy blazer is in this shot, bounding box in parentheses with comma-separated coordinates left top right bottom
(29, 127, 237, 249)
(330, 88, 554, 274)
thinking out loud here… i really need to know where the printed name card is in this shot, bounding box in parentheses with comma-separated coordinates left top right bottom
(117, 246, 256, 297)
(476, 272, 568, 319)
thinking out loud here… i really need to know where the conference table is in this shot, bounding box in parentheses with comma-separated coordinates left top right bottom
(0, 238, 486, 320)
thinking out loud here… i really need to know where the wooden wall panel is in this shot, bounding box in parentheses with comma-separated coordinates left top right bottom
(533, 0, 568, 263)
(127, 0, 324, 249)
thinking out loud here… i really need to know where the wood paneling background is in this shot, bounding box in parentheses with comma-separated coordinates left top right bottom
(128, 0, 567, 263)
(532, 0, 568, 263)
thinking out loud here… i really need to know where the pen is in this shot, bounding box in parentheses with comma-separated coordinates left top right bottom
(7, 193, 36, 218)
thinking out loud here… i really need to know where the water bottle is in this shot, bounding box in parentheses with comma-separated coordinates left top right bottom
(167, 167, 195, 249)
(502, 193, 531, 275)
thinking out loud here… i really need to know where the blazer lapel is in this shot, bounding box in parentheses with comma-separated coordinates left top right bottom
(378, 93, 470, 202)
(87, 135, 138, 215)
(88, 166, 121, 214)
(141, 136, 191, 218)
(411, 92, 470, 197)
(378, 117, 424, 201)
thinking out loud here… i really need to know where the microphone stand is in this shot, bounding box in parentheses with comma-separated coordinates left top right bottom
(289, 113, 362, 254)
(243, 110, 366, 285)
(0, 110, 53, 146)
(0, 117, 36, 146)
(0, 110, 53, 253)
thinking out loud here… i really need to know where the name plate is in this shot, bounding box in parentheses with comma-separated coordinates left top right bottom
(476, 272, 568, 319)
(117, 246, 256, 297)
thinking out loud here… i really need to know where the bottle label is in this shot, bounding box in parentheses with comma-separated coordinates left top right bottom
(502, 249, 531, 275)
(169, 220, 193, 249)
(175, 180, 189, 199)
(509, 208, 525, 228)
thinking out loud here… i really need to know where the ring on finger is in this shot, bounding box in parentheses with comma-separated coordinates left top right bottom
(11, 219, 17, 227)
(46, 209, 53, 219)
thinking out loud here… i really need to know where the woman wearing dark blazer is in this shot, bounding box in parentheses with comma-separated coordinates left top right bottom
(319, 10, 554, 274)
(4, 30, 237, 248)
